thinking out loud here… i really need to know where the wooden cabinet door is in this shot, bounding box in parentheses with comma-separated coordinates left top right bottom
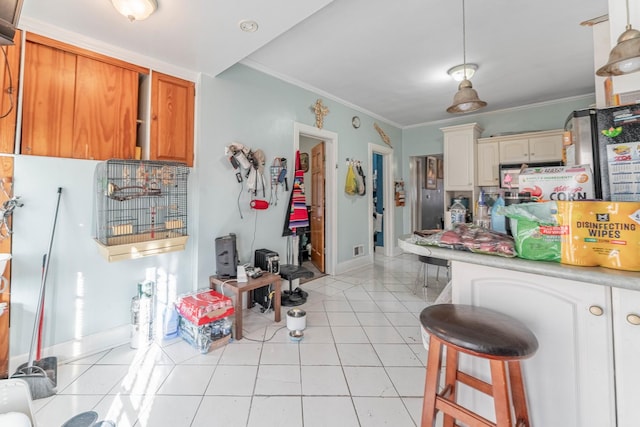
(452, 261, 616, 427)
(73, 56, 138, 160)
(528, 134, 563, 162)
(476, 141, 499, 186)
(498, 138, 529, 163)
(612, 287, 640, 427)
(21, 41, 76, 157)
(0, 30, 21, 153)
(150, 72, 195, 166)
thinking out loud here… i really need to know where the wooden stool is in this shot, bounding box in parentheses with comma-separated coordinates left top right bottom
(419, 304, 538, 427)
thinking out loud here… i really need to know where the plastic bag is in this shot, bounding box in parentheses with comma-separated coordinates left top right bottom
(345, 163, 358, 195)
(414, 223, 516, 257)
(501, 201, 562, 262)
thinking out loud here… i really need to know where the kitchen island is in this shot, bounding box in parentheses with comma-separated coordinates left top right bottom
(399, 235, 640, 427)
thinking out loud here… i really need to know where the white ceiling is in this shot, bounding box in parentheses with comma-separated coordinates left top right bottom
(19, 0, 609, 128)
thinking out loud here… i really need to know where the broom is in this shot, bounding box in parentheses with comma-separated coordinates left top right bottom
(12, 187, 62, 399)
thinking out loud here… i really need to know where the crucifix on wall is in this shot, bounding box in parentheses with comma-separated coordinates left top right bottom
(313, 99, 329, 129)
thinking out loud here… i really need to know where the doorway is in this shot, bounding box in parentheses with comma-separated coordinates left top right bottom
(368, 143, 394, 257)
(294, 122, 337, 276)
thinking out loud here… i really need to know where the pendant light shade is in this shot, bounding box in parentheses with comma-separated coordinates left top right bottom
(596, 0, 640, 76)
(111, 0, 157, 22)
(447, 0, 487, 114)
(596, 26, 640, 76)
(446, 79, 487, 113)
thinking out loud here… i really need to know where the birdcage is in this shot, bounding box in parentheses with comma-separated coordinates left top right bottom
(95, 159, 189, 261)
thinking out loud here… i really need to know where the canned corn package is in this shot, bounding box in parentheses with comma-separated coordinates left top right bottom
(557, 201, 640, 271)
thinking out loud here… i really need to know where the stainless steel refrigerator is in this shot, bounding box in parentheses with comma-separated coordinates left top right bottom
(565, 105, 640, 201)
(414, 155, 445, 230)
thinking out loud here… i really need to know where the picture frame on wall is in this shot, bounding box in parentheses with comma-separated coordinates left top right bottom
(426, 156, 437, 189)
(300, 152, 309, 172)
(437, 158, 444, 179)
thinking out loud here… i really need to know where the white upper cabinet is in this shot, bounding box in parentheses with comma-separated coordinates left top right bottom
(442, 123, 482, 191)
(496, 130, 564, 164)
(476, 140, 500, 186)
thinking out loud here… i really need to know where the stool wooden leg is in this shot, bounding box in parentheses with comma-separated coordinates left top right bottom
(489, 360, 513, 427)
(442, 346, 459, 427)
(508, 361, 531, 427)
(421, 337, 443, 427)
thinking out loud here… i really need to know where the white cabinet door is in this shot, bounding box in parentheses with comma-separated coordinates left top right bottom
(444, 128, 475, 190)
(528, 134, 563, 162)
(612, 287, 640, 427)
(498, 138, 529, 163)
(476, 142, 499, 186)
(452, 261, 616, 427)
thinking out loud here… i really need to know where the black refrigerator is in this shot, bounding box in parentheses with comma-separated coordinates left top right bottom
(565, 104, 640, 201)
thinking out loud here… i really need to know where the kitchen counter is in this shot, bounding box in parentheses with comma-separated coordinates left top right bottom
(399, 234, 640, 290)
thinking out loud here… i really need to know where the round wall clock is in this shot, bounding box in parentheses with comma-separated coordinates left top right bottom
(352, 116, 361, 129)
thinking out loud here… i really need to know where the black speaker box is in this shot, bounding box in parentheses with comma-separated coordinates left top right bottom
(215, 233, 238, 278)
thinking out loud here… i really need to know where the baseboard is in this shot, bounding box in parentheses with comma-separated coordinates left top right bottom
(335, 254, 373, 275)
(9, 324, 130, 372)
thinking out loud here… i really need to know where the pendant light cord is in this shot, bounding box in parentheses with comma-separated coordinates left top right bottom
(462, 0, 467, 80)
(625, 0, 630, 27)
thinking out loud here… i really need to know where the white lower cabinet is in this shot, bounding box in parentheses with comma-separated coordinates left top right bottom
(451, 261, 617, 427)
(611, 287, 640, 426)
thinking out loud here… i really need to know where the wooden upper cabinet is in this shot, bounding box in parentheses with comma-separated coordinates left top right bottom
(21, 41, 76, 157)
(73, 56, 138, 160)
(21, 33, 148, 160)
(150, 72, 195, 167)
(0, 30, 21, 153)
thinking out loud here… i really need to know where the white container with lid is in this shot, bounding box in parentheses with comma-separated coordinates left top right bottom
(450, 200, 467, 225)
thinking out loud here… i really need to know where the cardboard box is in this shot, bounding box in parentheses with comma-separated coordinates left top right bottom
(176, 289, 234, 326)
(519, 165, 595, 202)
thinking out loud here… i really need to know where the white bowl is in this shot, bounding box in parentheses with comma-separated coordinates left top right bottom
(289, 330, 304, 342)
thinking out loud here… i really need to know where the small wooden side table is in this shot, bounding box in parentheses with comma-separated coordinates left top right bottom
(209, 273, 281, 340)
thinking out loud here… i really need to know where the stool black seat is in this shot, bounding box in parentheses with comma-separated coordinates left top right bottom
(419, 303, 538, 427)
(420, 304, 538, 359)
(280, 264, 314, 306)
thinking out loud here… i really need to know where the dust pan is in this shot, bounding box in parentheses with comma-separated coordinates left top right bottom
(11, 363, 56, 400)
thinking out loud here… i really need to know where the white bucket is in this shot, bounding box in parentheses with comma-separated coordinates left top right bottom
(286, 308, 306, 331)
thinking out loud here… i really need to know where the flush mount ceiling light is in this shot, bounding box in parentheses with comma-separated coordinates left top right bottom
(239, 20, 259, 33)
(111, 0, 157, 22)
(447, 64, 478, 82)
(596, 0, 640, 76)
(446, 0, 487, 114)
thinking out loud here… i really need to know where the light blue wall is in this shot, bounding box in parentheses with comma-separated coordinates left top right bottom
(400, 96, 596, 234)
(10, 156, 196, 357)
(194, 64, 403, 287)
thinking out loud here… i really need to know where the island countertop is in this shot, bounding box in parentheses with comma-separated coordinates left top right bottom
(398, 234, 640, 291)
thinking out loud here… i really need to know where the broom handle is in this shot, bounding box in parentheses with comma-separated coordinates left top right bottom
(36, 254, 46, 360)
(27, 187, 62, 368)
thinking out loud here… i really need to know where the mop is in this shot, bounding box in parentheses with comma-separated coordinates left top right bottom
(12, 187, 62, 399)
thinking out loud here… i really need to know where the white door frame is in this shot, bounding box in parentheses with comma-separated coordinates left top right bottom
(294, 122, 337, 276)
(368, 143, 394, 257)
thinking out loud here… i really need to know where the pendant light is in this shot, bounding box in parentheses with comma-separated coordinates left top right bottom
(596, 0, 640, 76)
(446, 0, 487, 114)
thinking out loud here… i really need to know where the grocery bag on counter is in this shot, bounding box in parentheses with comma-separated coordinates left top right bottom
(413, 224, 516, 257)
(556, 201, 640, 271)
(501, 201, 564, 262)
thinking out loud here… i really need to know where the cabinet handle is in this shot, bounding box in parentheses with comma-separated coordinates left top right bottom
(530, 153, 535, 156)
(589, 305, 604, 316)
(627, 314, 640, 325)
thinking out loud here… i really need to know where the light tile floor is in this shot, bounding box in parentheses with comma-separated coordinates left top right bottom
(32, 253, 449, 427)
